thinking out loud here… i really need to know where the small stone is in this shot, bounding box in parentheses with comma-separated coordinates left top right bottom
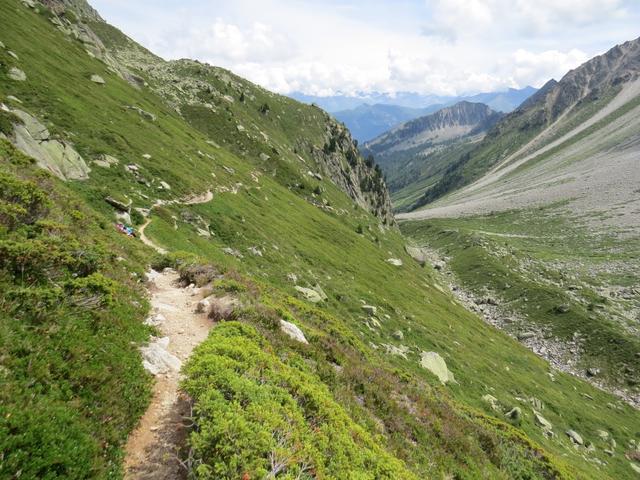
(90, 74, 105, 84)
(362, 305, 377, 316)
(630, 462, 640, 474)
(295, 286, 323, 303)
(0, 41, 5, 49)
(387, 258, 403, 266)
(533, 410, 553, 431)
(159, 181, 171, 190)
(8, 51, 18, 60)
(392, 330, 404, 341)
(259, 152, 270, 161)
(93, 154, 119, 168)
(482, 394, 500, 411)
(586, 367, 600, 377)
(596, 430, 609, 441)
(287, 273, 298, 283)
(517, 332, 536, 340)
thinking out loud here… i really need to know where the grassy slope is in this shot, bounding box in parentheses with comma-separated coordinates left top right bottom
(1, 1, 639, 478)
(0, 140, 153, 479)
(401, 208, 640, 386)
(385, 137, 481, 212)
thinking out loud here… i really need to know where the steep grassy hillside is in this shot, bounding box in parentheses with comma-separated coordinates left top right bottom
(401, 206, 640, 402)
(0, 140, 153, 478)
(1, 1, 640, 479)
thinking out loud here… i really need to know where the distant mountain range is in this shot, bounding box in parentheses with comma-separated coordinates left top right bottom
(361, 101, 503, 210)
(398, 36, 640, 218)
(290, 87, 537, 142)
(329, 104, 443, 144)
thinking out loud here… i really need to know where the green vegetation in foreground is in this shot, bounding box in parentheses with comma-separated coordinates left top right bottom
(164, 257, 570, 479)
(401, 205, 640, 391)
(184, 322, 418, 479)
(1, 1, 640, 478)
(0, 140, 152, 478)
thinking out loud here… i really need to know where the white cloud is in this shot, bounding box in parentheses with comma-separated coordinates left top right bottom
(155, 19, 295, 64)
(91, 0, 640, 97)
(508, 48, 589, 86)
(423, 0, 627, 42)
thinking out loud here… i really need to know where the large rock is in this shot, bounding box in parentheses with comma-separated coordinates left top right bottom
(11, 110, 90, 180)
(420, 351, 456, 384)
(8, 67, 26, 81)
(566, 429, 584, 445)
(280, 320, 308, 344)
(140, 337, 181, 375)
(533, 410, 553, 431)
(105, 196, 131, 212)
(295, 286, 324, 303)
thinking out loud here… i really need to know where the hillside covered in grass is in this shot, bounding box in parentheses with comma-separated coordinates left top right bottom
(1, 1, 639, 479)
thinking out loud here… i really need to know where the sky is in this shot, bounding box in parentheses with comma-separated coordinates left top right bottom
(91, 0, 640, 97)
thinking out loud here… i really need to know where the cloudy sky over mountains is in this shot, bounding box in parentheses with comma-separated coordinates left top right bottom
(93, 0, 640, 96)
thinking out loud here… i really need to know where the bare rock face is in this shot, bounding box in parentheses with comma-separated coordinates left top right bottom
(10, 109, 91, 180)
(310, 119, 395, 225)
(518, 37, 640, 127)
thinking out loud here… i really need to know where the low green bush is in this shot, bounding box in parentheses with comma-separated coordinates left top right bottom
(183, 322, 418, 480)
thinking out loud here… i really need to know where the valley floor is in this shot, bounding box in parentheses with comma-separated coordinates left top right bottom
(401, 205, 640, 409)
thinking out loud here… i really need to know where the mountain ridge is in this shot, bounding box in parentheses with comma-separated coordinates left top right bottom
(405, 36, 640, 211)
(1, 1, 640, 479)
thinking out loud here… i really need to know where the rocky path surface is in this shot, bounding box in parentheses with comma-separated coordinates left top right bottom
(124, 269, 213, 479)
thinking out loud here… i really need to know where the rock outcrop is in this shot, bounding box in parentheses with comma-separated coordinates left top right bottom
(9, 109, 90, 180)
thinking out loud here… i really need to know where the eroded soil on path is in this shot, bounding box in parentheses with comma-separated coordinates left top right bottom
(124, 270, 212, 479)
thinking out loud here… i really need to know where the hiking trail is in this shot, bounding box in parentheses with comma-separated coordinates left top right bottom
(123, 269, 212, 479)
